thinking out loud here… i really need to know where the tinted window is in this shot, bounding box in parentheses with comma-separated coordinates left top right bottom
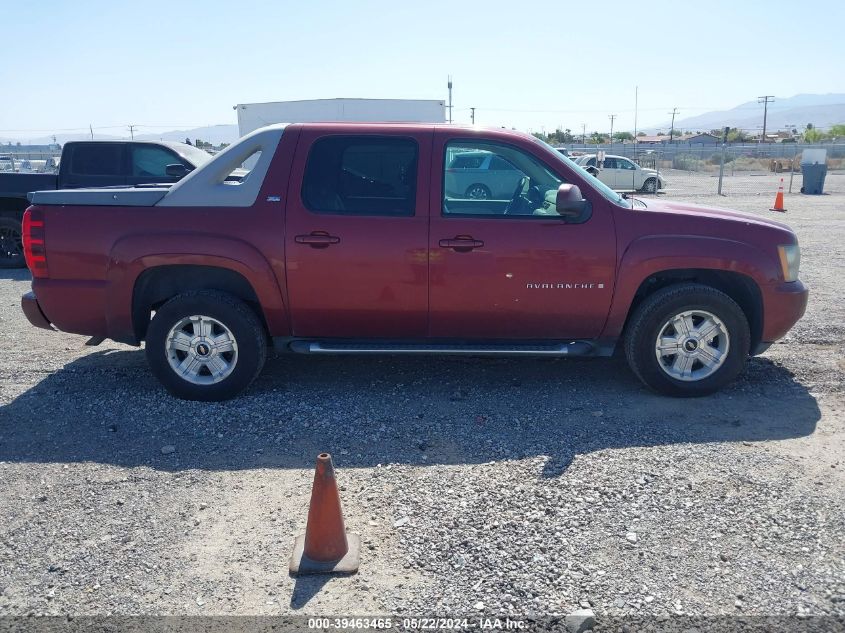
(603, 157, 618, 169)
(302, 136, 417, 216)
(619, 159, 636, 170)
(131, 145, 183, 177)
(69, 144, 124, 176)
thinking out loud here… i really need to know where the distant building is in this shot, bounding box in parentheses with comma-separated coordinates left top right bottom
(635, 133, 719, 145)
(635, 134, 670, 145)
(679, 132, 720, 144)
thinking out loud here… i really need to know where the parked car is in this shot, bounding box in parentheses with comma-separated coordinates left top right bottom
(575, 153, 665, 192)
(0, 140, 221, 268)
(445, 150, 523, 199)
(20, 123, 807, 401)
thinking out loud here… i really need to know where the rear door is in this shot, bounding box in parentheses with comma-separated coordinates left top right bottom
(61, 143, 127, 188)
(600, 156, 622, 189)
(284, 128, 432, 338)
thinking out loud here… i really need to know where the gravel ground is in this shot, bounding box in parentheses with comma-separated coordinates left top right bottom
(0, 188, 843, 626)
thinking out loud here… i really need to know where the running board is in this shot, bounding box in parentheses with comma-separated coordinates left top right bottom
(284, 340, 597, 357)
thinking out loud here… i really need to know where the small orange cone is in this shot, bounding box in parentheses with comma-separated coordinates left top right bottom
(770, 178, 787, 212)
(289, 453, 360, 575)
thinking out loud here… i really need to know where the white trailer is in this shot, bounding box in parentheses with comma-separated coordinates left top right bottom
(234, 98, 446, 137)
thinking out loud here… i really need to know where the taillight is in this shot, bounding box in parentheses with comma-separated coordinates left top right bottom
(22, 207, 48, 278)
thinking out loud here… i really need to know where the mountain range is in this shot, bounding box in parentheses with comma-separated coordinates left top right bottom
(650, 93, 845, 133)
(4, 94, 844, 146)
(1, 125, 239, 147)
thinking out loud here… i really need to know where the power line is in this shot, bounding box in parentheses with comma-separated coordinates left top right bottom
(758, 95, 775, 143)
(667, 108, 679, 143)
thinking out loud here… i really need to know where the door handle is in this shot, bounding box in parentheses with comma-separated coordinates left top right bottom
(295, 232, 340, 248)
(439, 236, 484, 252)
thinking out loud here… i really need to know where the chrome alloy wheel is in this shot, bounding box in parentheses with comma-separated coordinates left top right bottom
(165, 315, 238, 385)
(654, 309, 730, 382)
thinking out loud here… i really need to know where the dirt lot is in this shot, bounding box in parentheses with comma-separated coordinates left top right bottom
(0, 185, 843, 626)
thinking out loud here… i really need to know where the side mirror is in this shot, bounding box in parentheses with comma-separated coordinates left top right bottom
(165, 163, 190, 178)
(555, 184, 587, 218)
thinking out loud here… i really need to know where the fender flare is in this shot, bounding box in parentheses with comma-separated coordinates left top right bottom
(601, 235, 779, 339)
(104, 233, 289, 342)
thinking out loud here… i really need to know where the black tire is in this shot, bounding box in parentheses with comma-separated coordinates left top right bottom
(624, 283, 750, 397)
(145, 290, 267, 401)
(465, 184, 491, 200)
(0, 217, 25, 269)
(640, 177, 658, 193)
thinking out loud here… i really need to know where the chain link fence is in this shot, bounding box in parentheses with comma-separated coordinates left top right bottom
(0, 151, 62, 174)
(566, 143, 845, 197)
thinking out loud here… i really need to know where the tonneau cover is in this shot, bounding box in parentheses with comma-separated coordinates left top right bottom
(28, 187, 171, 207)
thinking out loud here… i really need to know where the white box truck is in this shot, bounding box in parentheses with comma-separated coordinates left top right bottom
(234, 98, 446, 137)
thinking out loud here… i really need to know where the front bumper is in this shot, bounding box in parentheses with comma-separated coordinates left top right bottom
(21, 291, 53, 330)
(761, 279, 809, 344)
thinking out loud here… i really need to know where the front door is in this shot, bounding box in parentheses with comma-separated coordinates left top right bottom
(429, 134, 616, 340)
(285, 130, 431, 338)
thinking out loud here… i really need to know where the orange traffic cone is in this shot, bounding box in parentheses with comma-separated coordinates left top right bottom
(289, 453, 360, 575)
(770, 178, 787, 212)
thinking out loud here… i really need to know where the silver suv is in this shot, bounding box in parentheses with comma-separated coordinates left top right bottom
(444, 150, 523, 200)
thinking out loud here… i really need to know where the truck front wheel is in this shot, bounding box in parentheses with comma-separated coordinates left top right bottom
(145, 290, 267, 401)
(0, 217, 25, 269)
(624, 283, 750, 396)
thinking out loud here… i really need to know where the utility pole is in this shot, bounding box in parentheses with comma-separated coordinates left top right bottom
(667, 108, 679, 143)
(128, 124, 136, 140)
(608, 114, 616, 148)
(89, 124, 94, 140)
(582, 123, 586, 146)
(470, 107, 475, 124)
(447, 76, 453, 124)
(758, 95, 774, 143)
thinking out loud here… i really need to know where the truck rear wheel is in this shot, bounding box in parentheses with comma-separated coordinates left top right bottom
(0, 217, 25, 269)
(624, 283, 750, 396)
(145, 290, 267, 401)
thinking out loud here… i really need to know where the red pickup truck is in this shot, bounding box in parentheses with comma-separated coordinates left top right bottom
(20, 123, 808, 401)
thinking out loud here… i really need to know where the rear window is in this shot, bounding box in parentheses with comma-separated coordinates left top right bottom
(68, 143, 124, 176)
(302, 136, 418, 216)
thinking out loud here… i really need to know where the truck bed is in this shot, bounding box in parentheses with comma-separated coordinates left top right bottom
(0, 172, 58, 198)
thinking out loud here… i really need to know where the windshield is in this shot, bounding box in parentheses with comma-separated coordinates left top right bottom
(530, 137, 625, 205)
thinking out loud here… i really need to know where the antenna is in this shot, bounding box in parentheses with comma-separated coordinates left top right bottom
(447, 76, 453, 124)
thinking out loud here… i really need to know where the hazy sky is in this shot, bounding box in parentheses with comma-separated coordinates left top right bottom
(2, 0, 843, 140)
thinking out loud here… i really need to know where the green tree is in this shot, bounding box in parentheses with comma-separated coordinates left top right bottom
(613, 131, 634, 142)
(828, 124, 845, 138)
(726, 128, 749, 143)
(803, 128, 826, 143)
(588, 132, 608, 144)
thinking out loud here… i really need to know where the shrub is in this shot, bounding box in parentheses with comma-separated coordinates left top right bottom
(673, 154, 705, 171)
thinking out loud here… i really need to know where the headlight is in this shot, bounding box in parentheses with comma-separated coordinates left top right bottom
(777, 244, 801, 282)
